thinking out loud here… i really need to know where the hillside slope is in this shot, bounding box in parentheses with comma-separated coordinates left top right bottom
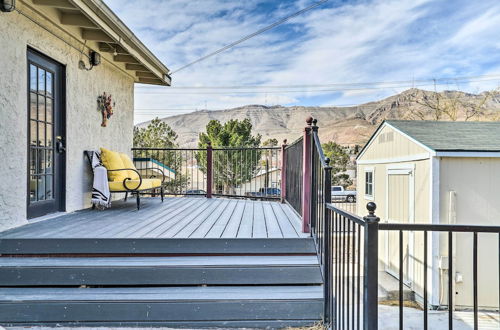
(137, 88, 500, 147)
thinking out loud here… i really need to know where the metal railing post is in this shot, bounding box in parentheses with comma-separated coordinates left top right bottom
(280, 139, 287, 203)
(301, 117, 313, 233)
(206, 142, 213, 198)
(363, 202, 380, 330)
(323, 158, 333, 325)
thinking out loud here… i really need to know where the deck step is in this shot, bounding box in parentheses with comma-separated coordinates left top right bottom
(0, 286, 323, 327)
(0, 255, 323, 286)
(0, 237, 316, 255)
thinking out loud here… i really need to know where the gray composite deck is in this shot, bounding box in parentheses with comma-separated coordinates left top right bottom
(0, 198, 322, 327)
(0, 197, 306, 239)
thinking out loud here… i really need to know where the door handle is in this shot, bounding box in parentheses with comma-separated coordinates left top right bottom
(56, 136, 66, 154)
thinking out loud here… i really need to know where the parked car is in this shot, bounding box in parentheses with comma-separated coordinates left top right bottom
(331, 186, 356, 203)
(246, 187, 281, 198)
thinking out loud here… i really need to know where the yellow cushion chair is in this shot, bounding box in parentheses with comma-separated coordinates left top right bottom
(100, 148, 128, 182)
(96, 148, 165, 210)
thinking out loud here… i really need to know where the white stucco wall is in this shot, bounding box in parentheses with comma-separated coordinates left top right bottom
(0, 7, 134, 231)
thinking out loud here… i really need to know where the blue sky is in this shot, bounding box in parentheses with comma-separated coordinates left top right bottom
(103, 0, 500, 123)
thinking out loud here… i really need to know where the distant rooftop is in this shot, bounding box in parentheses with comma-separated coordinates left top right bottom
(386, 120, 500, 152)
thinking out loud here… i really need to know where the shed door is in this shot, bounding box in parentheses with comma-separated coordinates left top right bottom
(27, 49, 66, 219)
(386, 169, 414, 283)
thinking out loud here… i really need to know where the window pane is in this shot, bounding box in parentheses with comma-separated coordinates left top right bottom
(30, 64, 37, 92)
(38, 175, 46, 201)
(46, 175, 53, 200)
(29, 147, 37, 175)
(46, 97, 52, 123)
(38, 149, 45, 174)
(46, 150, 53, 173)
(38, 122, 45, 147)
(30, 120, 37, 147)
(30, 92, 37, 120)
(46, 123, 53, 147)
(29, 176, 37, 202)
(38, 68, 45, 94)
(46, 71, 53, 97)
(38, 95, 45, 122)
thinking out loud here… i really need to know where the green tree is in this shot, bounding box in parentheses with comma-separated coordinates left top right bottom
(197, 119, 262, 194)
(322, 141, 353, 188)
(133, 118, 188, 193)
(133, 118, 178, 148)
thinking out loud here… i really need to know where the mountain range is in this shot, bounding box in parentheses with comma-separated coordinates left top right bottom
(136, 88, 500, 147)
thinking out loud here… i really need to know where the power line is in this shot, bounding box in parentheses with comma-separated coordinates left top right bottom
(136, 73, 500, 90)
(134, 77, 500, 95)
(170, 0, 328, 75)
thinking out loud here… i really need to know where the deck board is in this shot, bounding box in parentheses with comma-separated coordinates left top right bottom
(184, 199, 231, 238)
(108, 198, 190, 238)
(203, 200, 239, 238)
(0, 197, 307, 239)
(263, 201, 283, 238)
(252, 202, 268, 238)
(174, 199, 224, 238)
(221, 200, 245, 238)
(236, 201, 254, 238)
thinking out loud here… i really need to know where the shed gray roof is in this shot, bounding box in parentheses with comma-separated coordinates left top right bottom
(385, 120, 500, 152)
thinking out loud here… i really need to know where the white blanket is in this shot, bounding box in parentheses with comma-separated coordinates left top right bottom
(90, 151, 111, 209)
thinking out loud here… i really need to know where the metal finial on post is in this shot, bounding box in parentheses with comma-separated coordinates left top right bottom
(306, 116, 313, 126)
(311, 118, 318, 132)
(366, 202, 376, 215)
(325, 157, 331, 166)
(364, 202, 379, 222)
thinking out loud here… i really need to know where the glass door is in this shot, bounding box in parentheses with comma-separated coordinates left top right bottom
(27, 49, 65, 219)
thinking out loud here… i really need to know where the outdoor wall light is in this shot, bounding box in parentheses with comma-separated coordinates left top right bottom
(79, 50, 101, 71)
(0, 0, 16, 12)
(90, 51, 101, 66)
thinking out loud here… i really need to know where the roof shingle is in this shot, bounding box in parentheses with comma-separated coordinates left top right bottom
(385, 120, 500, 152)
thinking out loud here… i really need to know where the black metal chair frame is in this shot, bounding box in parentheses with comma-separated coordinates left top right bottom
(84, 151, 166, 210)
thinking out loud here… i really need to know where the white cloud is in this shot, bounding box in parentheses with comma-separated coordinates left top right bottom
(103, 0, 500, 124)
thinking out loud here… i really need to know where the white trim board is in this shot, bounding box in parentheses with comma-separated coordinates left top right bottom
(435, 151, 500, 158)
(357, 154, 430, 165)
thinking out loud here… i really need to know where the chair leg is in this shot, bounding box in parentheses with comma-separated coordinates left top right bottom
(136, 192, 140, 210)
(124, 192, 128, 202)
(161, 187, 164, 202)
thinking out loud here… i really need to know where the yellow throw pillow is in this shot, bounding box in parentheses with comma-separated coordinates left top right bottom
(100, 147, 127, 182)
(119, 153, 140, 180)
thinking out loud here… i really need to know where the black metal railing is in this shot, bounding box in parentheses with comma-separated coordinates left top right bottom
(325, 202, 374, 330)
(331, 200, 357, 214)
(284, 136, 303, 214)
(377, 222, 500, 330)
(324, 201, 500, 330)
(132, 147, 207, 196)
(310, 121, 332, 270)
(211, 147, 281, 199)
(132, 146, 281, 199)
